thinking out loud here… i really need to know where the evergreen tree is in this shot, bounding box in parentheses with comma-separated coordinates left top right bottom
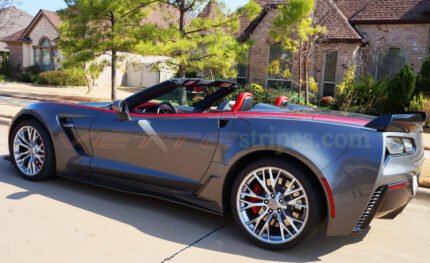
(59, 0, 153, 101)
(136, 0, 261, 104)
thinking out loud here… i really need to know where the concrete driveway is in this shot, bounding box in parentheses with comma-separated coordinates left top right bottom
(0, 117, 429, 263)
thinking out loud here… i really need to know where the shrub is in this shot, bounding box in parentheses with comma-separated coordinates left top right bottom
(407, 93, 428, 112)
(0, 74, 5, 82)
(336, 75, 389, 115)
(17, 73, 32, 83)
(24, 65, 41, 75)
(320, 96, 335, 107)
(0, 60, 13, 78)
(416, 56, 430, 95)
(36, 70, 86, 86)
(225, 83, 312, 105)
(388, 64, 416, 112)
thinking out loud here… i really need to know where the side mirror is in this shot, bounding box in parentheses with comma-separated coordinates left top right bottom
(112, 100, 131, 121)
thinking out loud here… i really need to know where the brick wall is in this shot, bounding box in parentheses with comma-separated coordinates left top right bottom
(355, 23, 430, 74)
(246, 9, 361, 95)
(313, 43, 361, 96)
(7, 43, 23, 69)
(248, 11, 277, 86)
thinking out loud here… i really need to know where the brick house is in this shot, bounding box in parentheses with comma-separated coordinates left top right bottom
(238, 0, 430, 97)
(1, 9, 175, 87)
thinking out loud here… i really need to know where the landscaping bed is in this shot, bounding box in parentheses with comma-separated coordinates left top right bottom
(420, 159, 430, 188)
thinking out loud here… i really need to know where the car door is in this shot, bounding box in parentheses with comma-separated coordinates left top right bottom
(89, 110, 221, 192)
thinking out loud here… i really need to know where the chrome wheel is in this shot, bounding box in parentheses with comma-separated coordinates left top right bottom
(236, 167, 309, 244)
(13, 126, 45, 176)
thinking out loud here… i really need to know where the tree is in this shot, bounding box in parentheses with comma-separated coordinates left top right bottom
(58, 0, 154, 101)
(388, 64, 416, 112)
(270, 0, 326, 105)
(416, 56, 430, 95)
(0, 1, 15, 30)
(136, 0, 261, 104)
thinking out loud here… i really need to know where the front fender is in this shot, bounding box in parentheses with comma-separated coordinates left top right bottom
(9, 102, 103, 176)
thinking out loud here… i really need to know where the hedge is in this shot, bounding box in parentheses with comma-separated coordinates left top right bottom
(36, 70, 86, 86)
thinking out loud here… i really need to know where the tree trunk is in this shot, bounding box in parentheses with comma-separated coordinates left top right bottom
(111, 49, 117, 101)
(304, 60, 309, 105)
(178, 65, 187, 105)
(178, 1, 187, 105)
(298, 44, 302, 104)
(110, 12, 117, 101)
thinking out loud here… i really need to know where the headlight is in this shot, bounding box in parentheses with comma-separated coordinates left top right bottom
(386, 137, 415, 155)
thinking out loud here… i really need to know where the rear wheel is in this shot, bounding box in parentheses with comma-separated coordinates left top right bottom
(9, 119, 55, 181)
(231, 158, 322, 250)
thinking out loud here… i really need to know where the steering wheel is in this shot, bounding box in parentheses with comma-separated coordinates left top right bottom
(156, 101, 178, 114)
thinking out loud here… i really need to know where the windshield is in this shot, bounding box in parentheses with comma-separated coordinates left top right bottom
(156, 86, 221, 107)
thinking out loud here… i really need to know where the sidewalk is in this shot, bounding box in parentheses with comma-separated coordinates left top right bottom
(0, 82, 135, 102)
(0, 82, 138, 118)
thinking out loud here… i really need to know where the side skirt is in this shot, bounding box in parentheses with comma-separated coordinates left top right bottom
(57, 172, 224, 216)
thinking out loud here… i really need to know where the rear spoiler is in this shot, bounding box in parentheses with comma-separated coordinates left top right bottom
(365, 112, 427, 132)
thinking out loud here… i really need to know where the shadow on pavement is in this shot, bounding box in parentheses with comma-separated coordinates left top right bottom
(0, 156, 366, 262)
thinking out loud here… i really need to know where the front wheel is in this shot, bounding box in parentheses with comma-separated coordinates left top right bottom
(9, 119, 56, 181)
(231, 158, 322, 250)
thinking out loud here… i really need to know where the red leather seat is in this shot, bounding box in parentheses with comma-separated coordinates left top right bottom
(274, 96, 289, 107)
(232, 92, 254, 112)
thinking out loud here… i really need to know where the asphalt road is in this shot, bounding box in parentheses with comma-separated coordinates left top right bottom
(0, 117, 429, 263)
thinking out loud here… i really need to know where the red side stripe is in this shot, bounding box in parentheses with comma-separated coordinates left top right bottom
(45, 101, 368, 126)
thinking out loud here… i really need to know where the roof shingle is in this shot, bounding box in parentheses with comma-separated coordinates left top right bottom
(41, 9, 62, 28)
(315, 0, 362, 42)
(350, 0, 430, 24)
(334, 0, 373, 20)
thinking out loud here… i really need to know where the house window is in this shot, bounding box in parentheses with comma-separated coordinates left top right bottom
(322, 52, 338, 97)
(34, 38, 55, 71)
(237, 58, 248, 85)
(376, 47, 407, 80)
(33, 47, 40, 66)
(40, 39, 52, 71)
(268, 44, 292, 89)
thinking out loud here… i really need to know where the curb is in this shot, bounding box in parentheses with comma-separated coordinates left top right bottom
(416, 187, 430, 202)
(0, 113, 13, 119)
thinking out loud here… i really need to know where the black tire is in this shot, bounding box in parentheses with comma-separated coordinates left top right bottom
(9, 119, 56, 181)
(230, 157, 323, 250)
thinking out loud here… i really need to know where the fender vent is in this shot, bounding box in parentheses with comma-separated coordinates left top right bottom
(353, 186, 387, 232)
(58, 117, 89, 156)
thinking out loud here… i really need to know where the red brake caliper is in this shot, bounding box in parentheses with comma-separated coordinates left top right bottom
(251, 184, 262, 214)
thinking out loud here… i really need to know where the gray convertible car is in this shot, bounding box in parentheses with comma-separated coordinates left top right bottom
(8, 79, 426, 250)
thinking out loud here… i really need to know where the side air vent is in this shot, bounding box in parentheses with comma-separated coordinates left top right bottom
(353, 186, 387, 232)
(58, 117, 88, 156)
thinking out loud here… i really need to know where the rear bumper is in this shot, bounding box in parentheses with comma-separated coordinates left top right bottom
(375, 179, 414, 219)
(353, 177, 416, 232)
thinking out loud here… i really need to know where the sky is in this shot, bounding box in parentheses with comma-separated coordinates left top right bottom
(15, 0, 250, 16)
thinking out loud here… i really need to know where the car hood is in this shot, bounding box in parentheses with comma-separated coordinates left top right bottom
(79, 101, 113, 108)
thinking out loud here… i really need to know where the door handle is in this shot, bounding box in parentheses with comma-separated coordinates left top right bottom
(219, 119, 229, 128)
